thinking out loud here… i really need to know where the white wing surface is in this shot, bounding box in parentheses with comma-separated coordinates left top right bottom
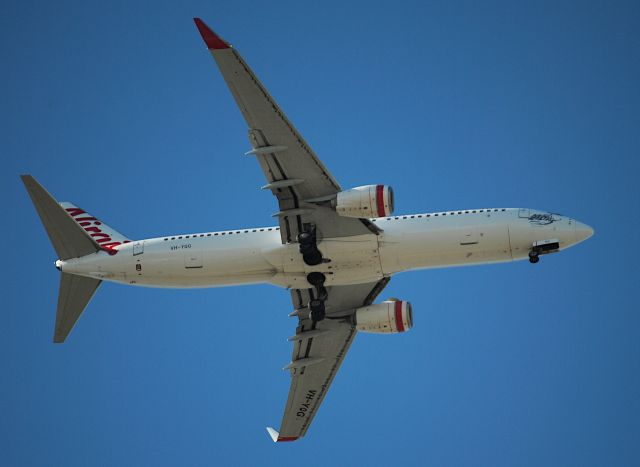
(194, 18, 378, 243)
(268, 278, 390, 441)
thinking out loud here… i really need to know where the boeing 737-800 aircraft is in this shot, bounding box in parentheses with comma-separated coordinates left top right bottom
(21, 18, 593, 442)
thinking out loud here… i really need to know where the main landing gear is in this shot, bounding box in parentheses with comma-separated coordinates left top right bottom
(298, 224, 329, 322)
(529, 250, 540, 264)
(298, 225, 323, 266)
(307, 272, 328, 322)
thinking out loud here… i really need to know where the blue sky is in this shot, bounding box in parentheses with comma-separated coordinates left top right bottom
(3, 1, 639, 465)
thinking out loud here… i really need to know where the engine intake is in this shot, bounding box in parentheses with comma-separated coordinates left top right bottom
(335, 185, 394, 218)
(355, 300, 412, 334)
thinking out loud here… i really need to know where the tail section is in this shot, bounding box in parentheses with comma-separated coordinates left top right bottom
(21, 175, 99, 260)
(21, 175, 128, 342)
(60, 202, 131, 253)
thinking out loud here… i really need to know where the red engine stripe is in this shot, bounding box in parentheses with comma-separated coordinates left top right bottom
(376, 185, 386, 217)
(395, 301, 405, 332)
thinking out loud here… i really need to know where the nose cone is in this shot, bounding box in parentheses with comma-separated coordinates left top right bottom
(574, 221, 594, 243)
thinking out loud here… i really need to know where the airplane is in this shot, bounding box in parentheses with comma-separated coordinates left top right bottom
(21, 18, 594, 442)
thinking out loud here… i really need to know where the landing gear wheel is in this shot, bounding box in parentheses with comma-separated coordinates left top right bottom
(307, 272, 327, 321)
(529, 251, 540, 264)
(303, 251, 323, 266)
(307, 272, 326, 287)
(309, 299, 326, 322)
(298, 231, 314, 246)
(298, 226, 324, 266)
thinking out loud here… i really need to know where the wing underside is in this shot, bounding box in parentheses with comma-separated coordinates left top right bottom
(269, 278, 390, 441)
(194, 18, 378, 244)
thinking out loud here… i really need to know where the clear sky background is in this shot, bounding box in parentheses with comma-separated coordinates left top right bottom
(2, 1, 639, 466)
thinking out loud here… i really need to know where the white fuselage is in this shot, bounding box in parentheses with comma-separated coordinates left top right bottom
(58, 208, 593, 289)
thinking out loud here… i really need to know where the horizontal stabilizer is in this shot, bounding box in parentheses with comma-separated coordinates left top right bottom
(55, 273, 101, 343)
(21, 175, 99, 260)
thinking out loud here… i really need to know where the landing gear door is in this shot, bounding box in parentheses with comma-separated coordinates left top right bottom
(518, 208, 530, 218)
(133, 241, 144, 256)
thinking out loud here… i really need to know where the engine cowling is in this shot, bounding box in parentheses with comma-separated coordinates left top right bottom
(355, 300, 412, 334)
(335, 185, 394, 218)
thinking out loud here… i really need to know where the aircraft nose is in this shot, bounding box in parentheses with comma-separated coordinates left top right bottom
(574, 221, 594, 243)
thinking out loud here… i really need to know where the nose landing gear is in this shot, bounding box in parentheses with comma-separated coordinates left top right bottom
(528, 240, 560, 264)
(307, 272, 327, 322)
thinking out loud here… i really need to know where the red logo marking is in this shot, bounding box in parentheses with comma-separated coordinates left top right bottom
(65, 207, 130, 254)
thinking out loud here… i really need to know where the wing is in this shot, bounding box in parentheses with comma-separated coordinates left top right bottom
(194, 19, 378, 243)
(267, 277, 391, 442)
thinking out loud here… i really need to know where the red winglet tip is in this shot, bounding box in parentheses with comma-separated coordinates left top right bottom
(193, 18, 230, 50)
(277, 436, 299, 442)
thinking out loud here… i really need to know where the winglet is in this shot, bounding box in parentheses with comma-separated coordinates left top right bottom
(193, 18, 230, 50)
(266, 427, 279, 442)
(266, 427, 299, 443)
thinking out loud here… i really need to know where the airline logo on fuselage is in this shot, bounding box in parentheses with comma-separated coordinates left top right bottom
(528, 213, 560, 226)
(65, 207, 130, 252)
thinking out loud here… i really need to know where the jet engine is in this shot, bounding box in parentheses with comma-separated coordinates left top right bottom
(335, 185, 394, 218)
(355, 300, 412, 334)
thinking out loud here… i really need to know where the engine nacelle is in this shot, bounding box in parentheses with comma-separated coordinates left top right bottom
(335, 185, 394, 218)
(355, 300, 412, 334)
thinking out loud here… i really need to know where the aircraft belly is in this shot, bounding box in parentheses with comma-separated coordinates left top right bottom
(70, 218, 521, 289)
(317, 234, 383, 285)
(108, 236, 281, 288)
(269, 234, 384, 288)
(380, 222, 513, 273)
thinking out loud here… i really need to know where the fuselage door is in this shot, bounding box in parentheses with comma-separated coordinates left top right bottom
(459, 228, 479, 246)
(133, 241, 144, 256)
(184, 248, 203, 268)
(518, 208, 531, 218)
